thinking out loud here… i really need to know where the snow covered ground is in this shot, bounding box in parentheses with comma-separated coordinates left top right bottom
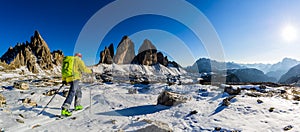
(1, 82, 299, 131)
(0, 65, 299, 131)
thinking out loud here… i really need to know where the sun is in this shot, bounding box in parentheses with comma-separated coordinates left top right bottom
(281, 25, 298, 42)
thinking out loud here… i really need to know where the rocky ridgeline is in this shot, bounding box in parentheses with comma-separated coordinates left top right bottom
(0, 31, 64, 73)
(98, 36, 179, 67)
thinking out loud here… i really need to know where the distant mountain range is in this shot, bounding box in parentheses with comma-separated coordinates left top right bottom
(241, 58, 300, 81)
(186, 57, 300, 83)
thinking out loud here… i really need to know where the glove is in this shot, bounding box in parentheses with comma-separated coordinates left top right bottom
(62, 81, 67, 85)
(91, 69, 94, 74)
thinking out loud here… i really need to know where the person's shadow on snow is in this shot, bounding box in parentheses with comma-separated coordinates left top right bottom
(97, 105, 170, 116)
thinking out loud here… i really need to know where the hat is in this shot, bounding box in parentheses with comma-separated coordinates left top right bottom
(75, 53, 82, 58)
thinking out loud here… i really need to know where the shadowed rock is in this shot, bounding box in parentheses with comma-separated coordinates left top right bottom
(133, 39, 158, 66)
(99, 43, 114, 64)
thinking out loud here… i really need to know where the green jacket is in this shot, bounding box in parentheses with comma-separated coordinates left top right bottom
(62, 56, 92, 83)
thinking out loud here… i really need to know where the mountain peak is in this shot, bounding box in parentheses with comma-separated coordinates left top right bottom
(138, 39, 157, 54)
(282, 57, 298, 63)
(34, 30, 41, 38)
(0, 31, 63, 73)
(114, 36, 135, 64)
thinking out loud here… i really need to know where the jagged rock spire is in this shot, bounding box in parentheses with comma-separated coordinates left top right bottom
(0, 30, 64, 73)
(113, 36, 135, 64)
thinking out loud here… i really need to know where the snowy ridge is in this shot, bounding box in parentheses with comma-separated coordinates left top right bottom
(91, 64, 188, 84)
(92, 64, 186, 76)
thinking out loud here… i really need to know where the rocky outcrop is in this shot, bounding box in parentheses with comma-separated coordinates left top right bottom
(221, 85, 241, 95)
(21, 98, 37, 107)
(113, 36, 135, 64)
(0, 93, 6, 107)
(157, 91, 188, 106)
(13, 81, 29, 90)
(99, 43, 114, 64)
(157, 52, 168, 66)
(97, 36, 179, 67)
(133, 39, 158, 66)
(52, 50, 64, 65)
(30, 31, 53, 70)
(0, 30, 63, 73)
(132, 39, 176, 67)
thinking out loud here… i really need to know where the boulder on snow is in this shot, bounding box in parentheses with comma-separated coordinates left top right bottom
(157, 91, 188, 106)
(136, 119, 172, 132)
(128, 88, 138, 94)
(257, 99, 263, 104)
(283, 125, 293, 131)
(221, 85, 241, 95)
(222, 96, 236, 106)
(0, 93, 6, 107)
(43, 89, 58, 96)
(16, 119, 24, 123)
(21, 98, 37, 107)
(166, 74, 181, 86)
(269, 107, 275, 112)
(13, 81, 29, 90)
(129, 74, 149, 85)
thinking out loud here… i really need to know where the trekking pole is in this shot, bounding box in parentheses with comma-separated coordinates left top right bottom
(89, 72, 94, 114)
(89, 83, 92, 114)
(37, 84, 64, 116)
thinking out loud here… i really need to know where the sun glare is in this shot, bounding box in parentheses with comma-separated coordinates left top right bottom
(281, 25, 298, 42)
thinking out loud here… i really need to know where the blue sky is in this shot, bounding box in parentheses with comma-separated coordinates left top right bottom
(1, 0, 300, 66)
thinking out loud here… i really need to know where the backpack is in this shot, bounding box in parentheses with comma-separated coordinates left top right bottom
(62, 56, 74, 78)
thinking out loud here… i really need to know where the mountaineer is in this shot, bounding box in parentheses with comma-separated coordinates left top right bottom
(61, 53, 92, 116)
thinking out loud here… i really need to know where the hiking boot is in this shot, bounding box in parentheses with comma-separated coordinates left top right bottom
(75, 105, 83, 111)
(61, 109, 72, 116)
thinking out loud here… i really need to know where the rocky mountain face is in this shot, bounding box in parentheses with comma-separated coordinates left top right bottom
(278, 64, 300, 84)
(99, 43, 114, 64)
(266, 58, 300, 81)
(186, 58, 244, 73)
(98, 36, 178, 67)
(132, 39, 169, 66)
(227, 68, 276, 83)
(133, 39, 158, 66)
(0, 31, 64, 73)
(113, 36, 135, 64)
